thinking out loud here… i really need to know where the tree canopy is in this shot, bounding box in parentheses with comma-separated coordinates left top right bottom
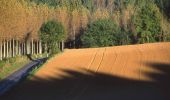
(40, 20, 66, 55)
(132, 1, 162, 43)
(81, 19, 130, 47)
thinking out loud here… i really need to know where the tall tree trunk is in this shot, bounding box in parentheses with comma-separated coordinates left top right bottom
(3, 40, 6, 58)
(37, 41, 39, 54)
(9, 39, 12, 57)
(12, 38, 15, 57)
(7, 40, 9, 58)
(26, 39, 30, 55)
(0, 42, 2, 60)
(18, 41, 21, 56)
(61, 40, 64, 51)
(39, 40, 42, 54)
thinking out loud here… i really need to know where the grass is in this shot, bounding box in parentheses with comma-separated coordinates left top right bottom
(27, 62, 45, 80)
(0, 56, 30, 80)
(31, 53, 48, 59)
(0, 53, 49, 81)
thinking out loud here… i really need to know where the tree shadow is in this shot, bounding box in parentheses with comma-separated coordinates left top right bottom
(144, 63, 170, 98)
(1, 63, 170, 100)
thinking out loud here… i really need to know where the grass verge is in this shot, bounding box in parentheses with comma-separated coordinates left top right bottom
(0, 56, 30, 80)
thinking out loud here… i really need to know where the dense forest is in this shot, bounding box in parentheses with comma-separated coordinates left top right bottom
(0, 0, 170, 59)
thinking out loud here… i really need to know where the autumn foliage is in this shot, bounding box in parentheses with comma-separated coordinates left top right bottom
(0, 0, 170, 44)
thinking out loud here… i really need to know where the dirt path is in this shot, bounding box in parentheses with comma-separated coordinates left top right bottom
(1, 42, 170, 100)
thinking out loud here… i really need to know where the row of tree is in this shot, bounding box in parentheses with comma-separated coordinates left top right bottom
(0, 39, 42, 60)
(28, 0, 170, 44)
(0, 0, 170, 59)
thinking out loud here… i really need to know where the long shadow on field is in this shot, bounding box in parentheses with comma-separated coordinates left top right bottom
(1, 63, 170, 100)
(143, 63, 170, 98)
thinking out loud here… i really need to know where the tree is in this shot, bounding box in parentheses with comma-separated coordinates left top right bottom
(132, 1, 162, 43)
(0, 0, 29, 41)
(81, 19, 130, 48)
(39, 20, 66, 56)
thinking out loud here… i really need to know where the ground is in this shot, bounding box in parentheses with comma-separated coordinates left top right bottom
(0, 56, 30, 80)
(1, 42, 170, 100)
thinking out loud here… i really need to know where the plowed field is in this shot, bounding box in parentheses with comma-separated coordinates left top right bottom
(2, 42, 170, 100)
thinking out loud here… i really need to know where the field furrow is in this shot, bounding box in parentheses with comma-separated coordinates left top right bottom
(2, 42, 170, 100)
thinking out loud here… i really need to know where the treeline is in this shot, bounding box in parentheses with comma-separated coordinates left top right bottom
(26, 0, 170, 46)
(0, 0, 170, 59)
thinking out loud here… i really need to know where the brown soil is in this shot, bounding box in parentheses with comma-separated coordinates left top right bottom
(1, 42, 170, 100)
